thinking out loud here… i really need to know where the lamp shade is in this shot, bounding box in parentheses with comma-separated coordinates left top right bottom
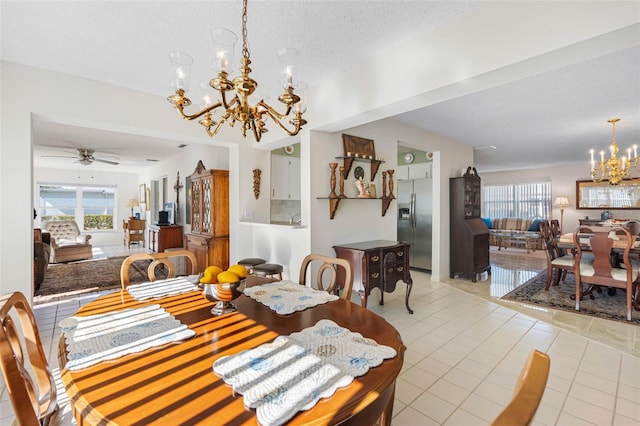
(126, 198, 139, 208)
(554, 196, 570, 208)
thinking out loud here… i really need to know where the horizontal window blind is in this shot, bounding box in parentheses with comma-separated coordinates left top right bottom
(483, 182, 551, 219)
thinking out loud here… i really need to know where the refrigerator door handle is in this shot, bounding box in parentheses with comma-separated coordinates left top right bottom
(411, 193, 416, 231)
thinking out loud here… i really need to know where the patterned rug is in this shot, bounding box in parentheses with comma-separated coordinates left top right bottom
(34, 256, 165, 304)
(501, 271, 640, 325)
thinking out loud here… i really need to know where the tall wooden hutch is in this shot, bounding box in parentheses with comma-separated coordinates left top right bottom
(449, 167, 490, 282)
(185, 161, 229, 273)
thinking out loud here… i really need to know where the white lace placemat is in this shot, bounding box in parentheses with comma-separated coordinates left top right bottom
(126, 276, 199, 301)
(243, 280, 339, 314)
(213, 319, 397, 426)
(60, 304, 195, 371)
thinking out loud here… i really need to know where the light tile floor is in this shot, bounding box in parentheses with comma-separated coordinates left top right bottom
(2, 245, 639, 425)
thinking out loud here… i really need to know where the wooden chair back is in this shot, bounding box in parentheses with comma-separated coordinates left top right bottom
(491, 349, 550, 426)
(124, 219, 146, 248)
(298, 254, 354, 300)
(574, 226, 633, 285)
(120, 250, 198, 288)
(549, 219, 561, 237)
(573, 225, 636, 320)
(538, 220, 555, 257)
(1, 292, 58, 426)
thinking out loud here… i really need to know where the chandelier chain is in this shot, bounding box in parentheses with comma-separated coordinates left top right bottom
(242, 0, 249, 60)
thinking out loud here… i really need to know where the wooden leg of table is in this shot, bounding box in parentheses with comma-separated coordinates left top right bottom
(404, 279, 413, 314)
(378, 382, 396, 426)
(358, 290, 368, 308)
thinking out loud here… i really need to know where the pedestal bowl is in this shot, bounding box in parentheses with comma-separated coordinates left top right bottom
(201, 280, 245, 316)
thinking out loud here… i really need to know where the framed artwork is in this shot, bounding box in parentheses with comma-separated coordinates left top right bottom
(139, 184, 147, 204)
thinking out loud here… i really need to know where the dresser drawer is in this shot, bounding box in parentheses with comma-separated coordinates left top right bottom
(367, 252, 382, 265)
(367, 265, 383, 285)
(384, 262, 406, 292)
(382, 245, 407, 263)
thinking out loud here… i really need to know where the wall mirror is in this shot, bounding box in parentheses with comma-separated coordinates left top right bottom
(576, 179, 640, 209)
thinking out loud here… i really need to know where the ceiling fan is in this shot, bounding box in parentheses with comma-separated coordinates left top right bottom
(42, 148, 120, 165)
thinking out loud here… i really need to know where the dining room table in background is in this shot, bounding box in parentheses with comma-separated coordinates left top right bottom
(58, 285, 406, 425)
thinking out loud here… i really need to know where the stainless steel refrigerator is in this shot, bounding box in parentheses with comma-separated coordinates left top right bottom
(397, 178, 433, 272)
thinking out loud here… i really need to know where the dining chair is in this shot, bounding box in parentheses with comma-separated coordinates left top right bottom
(123, 218, 146, 248)
(1, 291, 74, 425)
(491, 349, 550, 426)
(298, 254, 354, 300)
(549, 219, 561, 237)
(539, 220, 575, 290)
(120, 250, 198, 288)
(573, 225, 638, 321)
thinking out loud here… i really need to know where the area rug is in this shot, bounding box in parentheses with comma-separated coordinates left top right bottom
(34, 256, 165, 303)
(501, 271, 640, 325)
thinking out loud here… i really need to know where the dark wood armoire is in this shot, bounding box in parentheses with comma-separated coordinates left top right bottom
(184, 161, 229, 273)
(449, 167, 490, 282)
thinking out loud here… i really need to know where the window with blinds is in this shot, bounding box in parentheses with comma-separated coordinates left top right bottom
(482, 182, 551, 219)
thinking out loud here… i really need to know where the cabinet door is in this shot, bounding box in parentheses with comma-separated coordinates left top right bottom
(271, 155, 300, 200)
(289, 157, 301, 200)
(396, 165, 410, 180)
(271, 155, 289, 200)
(408, 163, 430, 179)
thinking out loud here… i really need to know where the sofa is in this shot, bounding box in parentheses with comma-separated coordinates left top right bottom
(41, 220, 93, 263)
(484, 217, 544, 251)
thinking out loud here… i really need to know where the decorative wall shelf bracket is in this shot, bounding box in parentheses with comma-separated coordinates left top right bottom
(381, 196, 393, 216)
(329, 198, 341, 219)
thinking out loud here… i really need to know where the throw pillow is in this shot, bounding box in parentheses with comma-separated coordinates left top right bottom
(528, 218, 542, 232)
(482, 217, 493, 229)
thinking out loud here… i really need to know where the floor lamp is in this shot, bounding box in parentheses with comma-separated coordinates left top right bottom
(554, 196, 570, 233)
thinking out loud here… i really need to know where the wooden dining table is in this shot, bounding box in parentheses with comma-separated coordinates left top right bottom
(58, 287, 405, 425)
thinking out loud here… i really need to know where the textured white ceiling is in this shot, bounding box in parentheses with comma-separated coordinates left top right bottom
(2, 0, 639, 173)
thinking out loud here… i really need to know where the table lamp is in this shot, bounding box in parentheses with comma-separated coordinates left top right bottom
(127, 198, 139, 219)
(554, 196, 570, 233)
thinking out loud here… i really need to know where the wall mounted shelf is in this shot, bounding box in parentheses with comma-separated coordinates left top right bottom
(317, 196, 394, 220)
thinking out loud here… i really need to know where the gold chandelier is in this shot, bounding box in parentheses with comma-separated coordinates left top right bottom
(167, 0, 306, 142)
(590, 118, 638, 186)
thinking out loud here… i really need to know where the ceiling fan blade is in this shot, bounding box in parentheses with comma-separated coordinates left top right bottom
(41, 154, 77, 158)
(95, 158, 119, 165)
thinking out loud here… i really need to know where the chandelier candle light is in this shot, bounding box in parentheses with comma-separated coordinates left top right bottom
(590, 118, 638, 186)
(167, 0, 306, 142)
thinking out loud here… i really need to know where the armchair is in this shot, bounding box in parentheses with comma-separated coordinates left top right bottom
(41, 220, 93, 263)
